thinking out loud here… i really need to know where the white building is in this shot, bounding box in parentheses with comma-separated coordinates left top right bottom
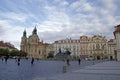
(53, 38, 80, 58)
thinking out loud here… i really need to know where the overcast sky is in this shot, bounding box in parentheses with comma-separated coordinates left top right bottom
(0, 0, 120, 49)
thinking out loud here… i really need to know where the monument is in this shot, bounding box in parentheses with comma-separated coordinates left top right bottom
(55, 48, 71, 60)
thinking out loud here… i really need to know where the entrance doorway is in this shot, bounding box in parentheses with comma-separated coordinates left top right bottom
(110, 56, 113, 60)
(97, 56, 100, 60)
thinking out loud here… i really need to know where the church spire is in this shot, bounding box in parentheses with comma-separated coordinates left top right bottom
(23, 29, 27, 37)
(32, 25, 37, 35)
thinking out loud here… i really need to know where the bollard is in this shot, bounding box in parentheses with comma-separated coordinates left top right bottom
(63, 66, 67, 73)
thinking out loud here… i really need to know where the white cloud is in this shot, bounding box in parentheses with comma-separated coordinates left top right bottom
(69, 0, 94, 12)
(0, 19, 25, 49)
(44, 6, 56, 11)
(0, 20, 11, 36)
(37, 4, 71, 32)
(0, 0, 119, 49)
(102, 0, 117, 11)
(36, 0, 118, 43)
(0, 12, 33, 22)
(69, 0, 80, 10)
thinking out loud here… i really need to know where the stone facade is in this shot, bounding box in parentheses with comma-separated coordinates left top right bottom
(53, 38, 80, 58)
(80, 36, 89, 59)
(20, 26, 117, 60)
(88, 35, 108, 60)
(114, 24, 120, 61)
(20, 27, 49, 59)
(53, 35, 110, 60)
(108, 39, 116, 60)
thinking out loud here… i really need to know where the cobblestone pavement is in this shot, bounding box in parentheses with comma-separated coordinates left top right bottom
(48, 61, 120, 80)
(0, 59, 110, 80)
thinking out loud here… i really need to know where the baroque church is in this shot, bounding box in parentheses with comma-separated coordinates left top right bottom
(20, 27, 48, 59)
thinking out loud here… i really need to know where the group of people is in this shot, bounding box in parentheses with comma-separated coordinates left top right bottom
(66, 58, 81, 66)
(1, 56, 81, 66)
(16, 57, 35, 66)
(1, 56, 35, 66)
(1, 56, 9, 63)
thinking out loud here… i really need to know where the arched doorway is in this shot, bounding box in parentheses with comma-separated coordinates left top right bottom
(110, 56, 113, 60)
(97, 56, 100, 60)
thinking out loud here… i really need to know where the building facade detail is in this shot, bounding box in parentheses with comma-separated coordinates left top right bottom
(88, 35, 108, 60)
(108, 39, 116, 60)
(20, 27, 49, 59)
(80, 36, 89, 58)
(53, 35, 110, 60)
(20, 25, 119, 60)
(114, 24, 120, 61)
(53, 38, 80, 58)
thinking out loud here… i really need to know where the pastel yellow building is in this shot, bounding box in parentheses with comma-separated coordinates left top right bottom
(53, 35, 109, 60)
(20, 27, 49, 59)
(88, 35, 108, 60)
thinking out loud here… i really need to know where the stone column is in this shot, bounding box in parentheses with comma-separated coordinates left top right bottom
(114, 25, 120, 61)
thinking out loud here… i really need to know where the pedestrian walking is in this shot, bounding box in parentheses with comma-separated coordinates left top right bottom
(18, 58, 20, 62)
(5, 56, 8, 63)
(17, 57, 21, 66)
(66, 58, 70, 66)
(78, 58, 81, 65)
(31, 57, 34, 65)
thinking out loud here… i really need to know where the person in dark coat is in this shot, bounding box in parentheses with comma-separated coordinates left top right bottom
(17, 57, 21, 66)
(5, 56, 9, 63)
(66, 58, 70, 65)
(78, 58, 81, 65)
(31, 57, 34, 64)
(18, 57, 20, 63)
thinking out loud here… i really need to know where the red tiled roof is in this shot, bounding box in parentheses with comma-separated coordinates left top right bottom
(44, 43, 49, 46)
(0, 41, 16, 49)
(108, 39, 114, 42)
(38, 42, 49, 46)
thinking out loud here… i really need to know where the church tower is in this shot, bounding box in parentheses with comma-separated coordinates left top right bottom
(20, 29, 27, 52)
(20, 26, 48, 59)
(31, 26, 39, 44)
(27, 26, 40, 58)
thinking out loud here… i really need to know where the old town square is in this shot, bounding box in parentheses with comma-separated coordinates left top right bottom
(1, 0, 120, 80)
